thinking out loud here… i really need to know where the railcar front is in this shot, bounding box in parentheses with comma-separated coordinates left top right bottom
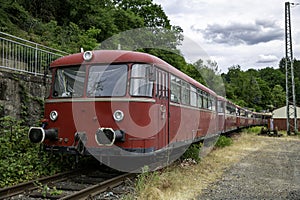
(28, 50, 171, 160)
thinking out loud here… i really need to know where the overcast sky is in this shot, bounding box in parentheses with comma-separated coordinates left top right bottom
(153, 0, 300, 72)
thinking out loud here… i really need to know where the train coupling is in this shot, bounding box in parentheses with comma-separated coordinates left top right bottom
(28, 127, 58, 143)
(95, 128, 125, 146)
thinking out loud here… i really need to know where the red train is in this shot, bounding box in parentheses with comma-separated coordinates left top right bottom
(28, 50, 270, 171)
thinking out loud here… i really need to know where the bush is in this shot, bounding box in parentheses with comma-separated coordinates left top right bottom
(181, 143, 201, 163)
(215, 136, 233, 148)
(246, 126, 264, 134)
(0, 116, 75, 187)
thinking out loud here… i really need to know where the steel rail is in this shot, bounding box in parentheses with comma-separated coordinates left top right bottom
(0, 170, 80, 199)
(60, 173, 134, 200)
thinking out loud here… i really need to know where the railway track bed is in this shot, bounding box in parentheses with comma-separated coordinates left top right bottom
(1, 168, 134, 200)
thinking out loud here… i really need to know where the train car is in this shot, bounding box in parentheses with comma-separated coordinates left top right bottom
(28, 50, 268, 171)
(217, 96, 226, 134)
(28, 50, 221, 171)
(224, 100, 238, 132)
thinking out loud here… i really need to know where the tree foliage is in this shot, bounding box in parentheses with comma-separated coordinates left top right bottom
(221, 61, 300, 112)
(1, 0, 182, 53)
(1, 0, 299, 112)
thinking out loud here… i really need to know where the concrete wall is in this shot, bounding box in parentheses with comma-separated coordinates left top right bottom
(0, 68, 51, 125)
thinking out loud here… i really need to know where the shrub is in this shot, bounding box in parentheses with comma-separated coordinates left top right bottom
(246, 126, 264, 134)
(215, 136, 233, 148)
(0, 116, 75, 187)
(181, 143, 201, 163)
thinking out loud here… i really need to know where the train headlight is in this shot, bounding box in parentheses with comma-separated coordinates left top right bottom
(83, 51, 93, 61)
(50, 111, 58, 121)
(113, 110, 124, 122)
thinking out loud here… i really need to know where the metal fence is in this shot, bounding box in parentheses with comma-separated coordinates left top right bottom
(0, 31, 68, 76)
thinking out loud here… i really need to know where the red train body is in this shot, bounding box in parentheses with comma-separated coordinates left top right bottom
(28, 50, 270, 170)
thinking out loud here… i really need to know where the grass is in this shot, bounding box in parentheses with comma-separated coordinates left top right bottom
(132, 131, 273, 200)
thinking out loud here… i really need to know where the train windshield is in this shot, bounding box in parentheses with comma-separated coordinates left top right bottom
(87, 64, 127, 97)
(52, 66, 85, 98)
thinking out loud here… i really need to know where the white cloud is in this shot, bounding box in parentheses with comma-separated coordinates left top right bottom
(195, 20, 283, 46)
(153, 0, 300, 71)
(257, 54, 279, 63)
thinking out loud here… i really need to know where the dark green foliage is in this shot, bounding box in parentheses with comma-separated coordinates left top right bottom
(0, 116, 75, 187)
(181, 143, 201, 163)
(221, 64, 292, 111)
(1, 0, 182, 54)
(215, 136, 233, 148)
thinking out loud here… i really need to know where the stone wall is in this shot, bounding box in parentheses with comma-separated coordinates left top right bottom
(0, 68, 50, 125)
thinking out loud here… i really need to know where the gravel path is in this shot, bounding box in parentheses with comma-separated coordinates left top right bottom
(198, 137, 300, 200)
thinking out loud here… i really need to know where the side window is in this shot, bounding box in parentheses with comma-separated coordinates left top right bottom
(203, 92, 208, 109)
(218, 101, 224, 113)
(211, 96, 216, 111)
(130, 64, 154, 97)
(190, 86, 197, 107)
(181, 81, 190, 105)
(208, 95, 212, 110)
(197, 89, 203, 108)
(170, 75, 181, 103)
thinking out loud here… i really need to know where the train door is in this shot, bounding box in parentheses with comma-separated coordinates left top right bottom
(156, 68, 169, 149)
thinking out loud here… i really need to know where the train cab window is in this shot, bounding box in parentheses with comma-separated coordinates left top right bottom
(87, 64, 127, 97)
(190, 86, 197, 107)
(170, 75, 181, 103)
(53, 66, 85, 98)
(130, 64, 154, 97)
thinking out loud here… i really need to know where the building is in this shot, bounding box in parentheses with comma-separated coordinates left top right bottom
(272, 105, 300, 131)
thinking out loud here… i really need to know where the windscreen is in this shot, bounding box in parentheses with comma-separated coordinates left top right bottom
(87, 64, 128, 97)
(52, 66, 85, 98)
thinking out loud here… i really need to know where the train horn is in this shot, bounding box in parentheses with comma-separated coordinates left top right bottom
(28, 127, 58, 143)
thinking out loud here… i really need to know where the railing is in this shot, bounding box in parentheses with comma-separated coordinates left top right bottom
(0, 31, 69, 76)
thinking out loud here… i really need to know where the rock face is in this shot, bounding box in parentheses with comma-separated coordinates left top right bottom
(0, 68, 51, 125)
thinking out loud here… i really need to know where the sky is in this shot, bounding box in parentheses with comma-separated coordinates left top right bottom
(153, 0, 300, 72)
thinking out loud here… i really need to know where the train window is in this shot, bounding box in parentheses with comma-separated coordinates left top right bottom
(218, 101, 224, 113)
(87, 64, 127, 97)
(170, 75, 181, 103)
(197, 89, 203, 108)
(190, 86, 197, 107)
(211, 97, 216, 111)
(208, 95, 212, 110)
(53, 66, 85, 98)
(203, 92, 208, 109)
(130, 64, 154, 97)
(226, 104, 236, 115)
(181, 81, 190, 105)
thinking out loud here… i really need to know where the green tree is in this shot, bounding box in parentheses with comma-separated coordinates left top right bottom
(271, 85, 286, 109)
(193, 59, 225, 96)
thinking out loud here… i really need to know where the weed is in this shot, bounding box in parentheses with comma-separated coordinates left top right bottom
(215, 136, 233, 148)
(181, 143, 201, 163)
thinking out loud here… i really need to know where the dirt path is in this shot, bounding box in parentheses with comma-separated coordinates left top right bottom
(197, 137, 300, 200)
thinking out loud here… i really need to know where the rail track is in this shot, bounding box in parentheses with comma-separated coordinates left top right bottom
(0, 168, 134, 199)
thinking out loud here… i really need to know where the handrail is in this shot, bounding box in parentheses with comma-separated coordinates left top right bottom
(0, 31, 69, 76)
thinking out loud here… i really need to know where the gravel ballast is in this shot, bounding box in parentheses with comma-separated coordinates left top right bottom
(198, 137, 300, 199)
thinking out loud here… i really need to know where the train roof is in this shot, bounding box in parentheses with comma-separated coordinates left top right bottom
(50, 50, 216, 96)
